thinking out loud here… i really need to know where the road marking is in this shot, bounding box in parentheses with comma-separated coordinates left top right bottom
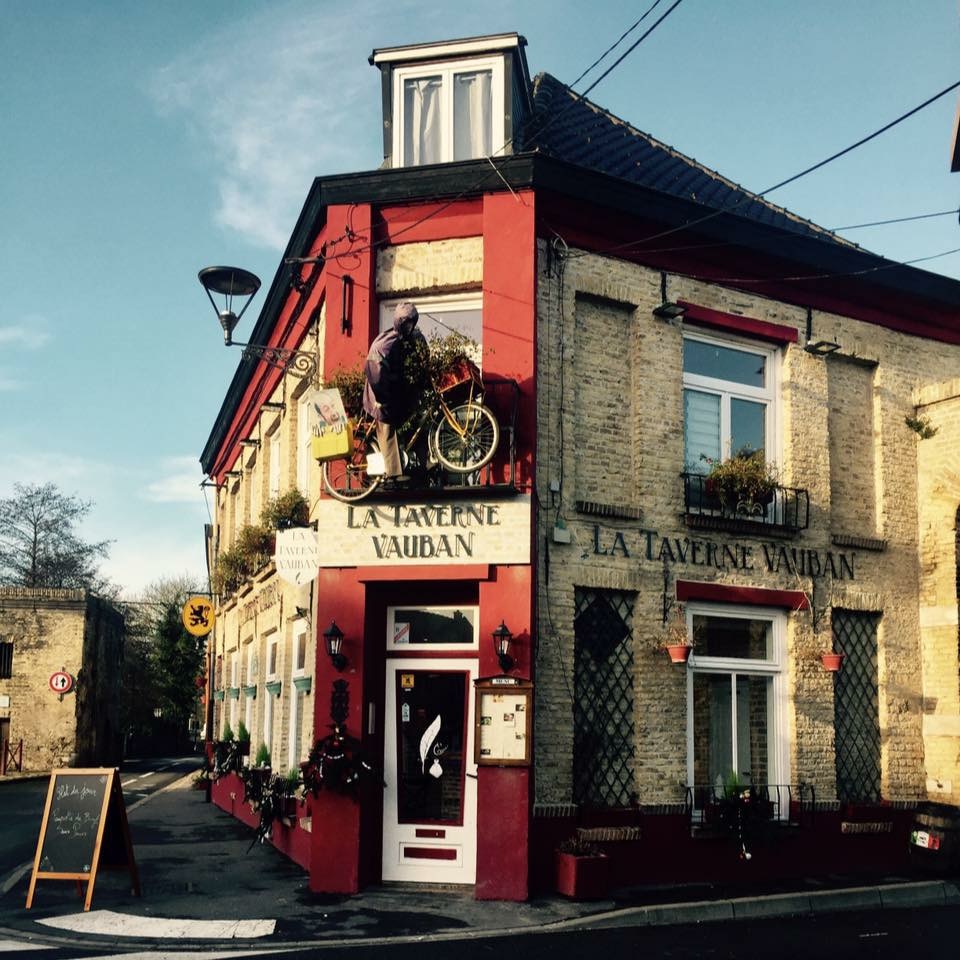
(1, 862, 32, 896)
(37, 910, 277, 940)
(0, 939, 50, 952)
(81, 950, 296, 959)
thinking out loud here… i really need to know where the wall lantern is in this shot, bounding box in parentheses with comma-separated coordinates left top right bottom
(324, 621, 347, 671)
(493, 621, 514, 673)
(198, 265, 318, 379)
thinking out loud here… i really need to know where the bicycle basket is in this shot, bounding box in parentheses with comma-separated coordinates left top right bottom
(436, 357, 482, 397)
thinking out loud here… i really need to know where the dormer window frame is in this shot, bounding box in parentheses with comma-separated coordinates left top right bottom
(391, 55, 506, 168)
(371, 33, 531, 170)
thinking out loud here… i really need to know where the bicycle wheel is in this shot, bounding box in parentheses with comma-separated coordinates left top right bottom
(322, 431, 382, 502)
(432, 401, 499, 473)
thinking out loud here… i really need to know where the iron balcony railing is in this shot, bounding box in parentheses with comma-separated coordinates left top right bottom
(685, 782, 816, 829)
(682, 473, 809, 535)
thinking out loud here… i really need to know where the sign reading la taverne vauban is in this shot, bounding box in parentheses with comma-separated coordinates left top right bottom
(314, 496, 531, 567)
(591, 524, 857, 580)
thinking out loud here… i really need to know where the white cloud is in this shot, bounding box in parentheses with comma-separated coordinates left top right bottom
(143, 456, 207, 504)
(0, 323, 51, 349)
(149, 1, 390, 250)
(0, 374, 21, 391)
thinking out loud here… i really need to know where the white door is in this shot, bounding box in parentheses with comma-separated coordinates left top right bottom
(382, 657, 478, 883)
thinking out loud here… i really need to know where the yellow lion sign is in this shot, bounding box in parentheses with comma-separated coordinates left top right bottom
(181, 596, 215, 637)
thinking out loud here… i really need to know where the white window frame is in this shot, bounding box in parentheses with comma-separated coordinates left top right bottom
(247, 454, 260, 525)
(266, 632, 280, 681)
(685, 603, 789, 814)
(386, 605, 480, 653)
(268, 429, 281, 499)
(392, 56, 505, 167)
(262, 629, 278, 761)
(296, 391, 315, 497)
(288, 622, 309, 769)
(682, 330, 779, 471)
(229, 651, 240, 728)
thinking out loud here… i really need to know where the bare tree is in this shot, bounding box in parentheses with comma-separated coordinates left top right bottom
(0, 482, 113, 590)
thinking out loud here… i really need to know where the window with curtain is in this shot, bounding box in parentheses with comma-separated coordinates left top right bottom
(395, 59, 502, 166)
(687, 606, 785, 800)
(683, 333, 776, 472)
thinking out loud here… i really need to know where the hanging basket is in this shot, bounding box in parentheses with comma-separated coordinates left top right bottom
(665, 644, 693, 664)
(821, 652, 845, 672)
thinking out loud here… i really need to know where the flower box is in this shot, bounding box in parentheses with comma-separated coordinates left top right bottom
(554, 850, 610, 900)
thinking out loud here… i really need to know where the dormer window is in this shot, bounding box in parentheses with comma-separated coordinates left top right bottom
(396, 59, 501, 165)
(371, 33, 531, 169)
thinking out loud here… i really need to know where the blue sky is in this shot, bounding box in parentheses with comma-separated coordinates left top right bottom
(1, 0, 957, 597)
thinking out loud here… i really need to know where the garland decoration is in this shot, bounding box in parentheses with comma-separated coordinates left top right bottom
(301, 723, 381, 797)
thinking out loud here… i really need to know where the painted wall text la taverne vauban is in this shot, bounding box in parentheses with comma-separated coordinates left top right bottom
(593, 525, 856, 579)
(346, 503, 501, 560)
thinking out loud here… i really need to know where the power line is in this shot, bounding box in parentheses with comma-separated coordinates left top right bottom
(832, 207, 960, 231)
(568, 0, 668, 89)
(578, 78, 960, 260)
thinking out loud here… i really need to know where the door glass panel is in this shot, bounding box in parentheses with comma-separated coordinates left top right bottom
(396, 671, 467, 824)
(737, 675, 770, 785)
(392, 608, 475, 646)
(693, 673, 732, 788)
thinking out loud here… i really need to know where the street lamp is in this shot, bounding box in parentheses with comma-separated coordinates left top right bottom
(198, 265, 318, 379)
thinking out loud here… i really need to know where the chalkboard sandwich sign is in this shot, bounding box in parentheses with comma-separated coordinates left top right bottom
(26, 768, 140, 912)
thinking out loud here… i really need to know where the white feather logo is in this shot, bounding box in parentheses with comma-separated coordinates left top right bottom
(420, 714, 441, 773)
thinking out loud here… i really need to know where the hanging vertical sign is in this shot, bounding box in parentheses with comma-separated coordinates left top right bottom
(274, 527, 322, 586)
(26, 768, 140, 912)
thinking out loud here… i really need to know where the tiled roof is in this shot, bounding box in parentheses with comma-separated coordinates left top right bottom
(525, 72, 852, 247)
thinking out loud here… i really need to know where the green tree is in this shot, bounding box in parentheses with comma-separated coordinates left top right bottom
(0, 482, 112, 590)
(120, 575, 207, 750)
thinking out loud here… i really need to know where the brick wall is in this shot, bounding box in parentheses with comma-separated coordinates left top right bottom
(535, 243, 960, 807)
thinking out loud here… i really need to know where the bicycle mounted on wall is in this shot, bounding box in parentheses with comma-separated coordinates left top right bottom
(322, 358, 500, 503)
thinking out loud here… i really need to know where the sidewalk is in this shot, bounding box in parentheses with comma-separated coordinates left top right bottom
(1, 773, 958, 953)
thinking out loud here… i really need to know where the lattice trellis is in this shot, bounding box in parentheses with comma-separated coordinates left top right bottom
(573, 588, 636, 806)
(833, 610, 881, 803)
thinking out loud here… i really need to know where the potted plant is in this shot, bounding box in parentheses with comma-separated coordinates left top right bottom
(701, 449, 778, 515)
(236, 721, 251, 757)
(658, 604, 694, 663)
(554, 835, 610, 900)
(254, 742, 271, 768)
(261, 488, 310, 529)
(821, 650, 845, 672)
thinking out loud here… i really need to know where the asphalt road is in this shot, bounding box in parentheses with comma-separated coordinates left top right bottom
(0, 755, 200, 896)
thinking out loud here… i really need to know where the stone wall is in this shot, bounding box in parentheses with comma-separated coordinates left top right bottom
(0, 588, 123, 772)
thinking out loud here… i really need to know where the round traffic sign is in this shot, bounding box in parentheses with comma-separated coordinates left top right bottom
(49, 671, 73, 694)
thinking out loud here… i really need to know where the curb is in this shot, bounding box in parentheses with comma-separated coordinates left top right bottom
(9, 879, 957, 952)
(578, 880, 960, 931)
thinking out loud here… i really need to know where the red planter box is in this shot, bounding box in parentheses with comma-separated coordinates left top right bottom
(554, 851, 610, 900)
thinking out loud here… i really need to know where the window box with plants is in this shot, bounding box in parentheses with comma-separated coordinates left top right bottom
(554, 835, 610, 900)
(701, 450, 777, 515)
